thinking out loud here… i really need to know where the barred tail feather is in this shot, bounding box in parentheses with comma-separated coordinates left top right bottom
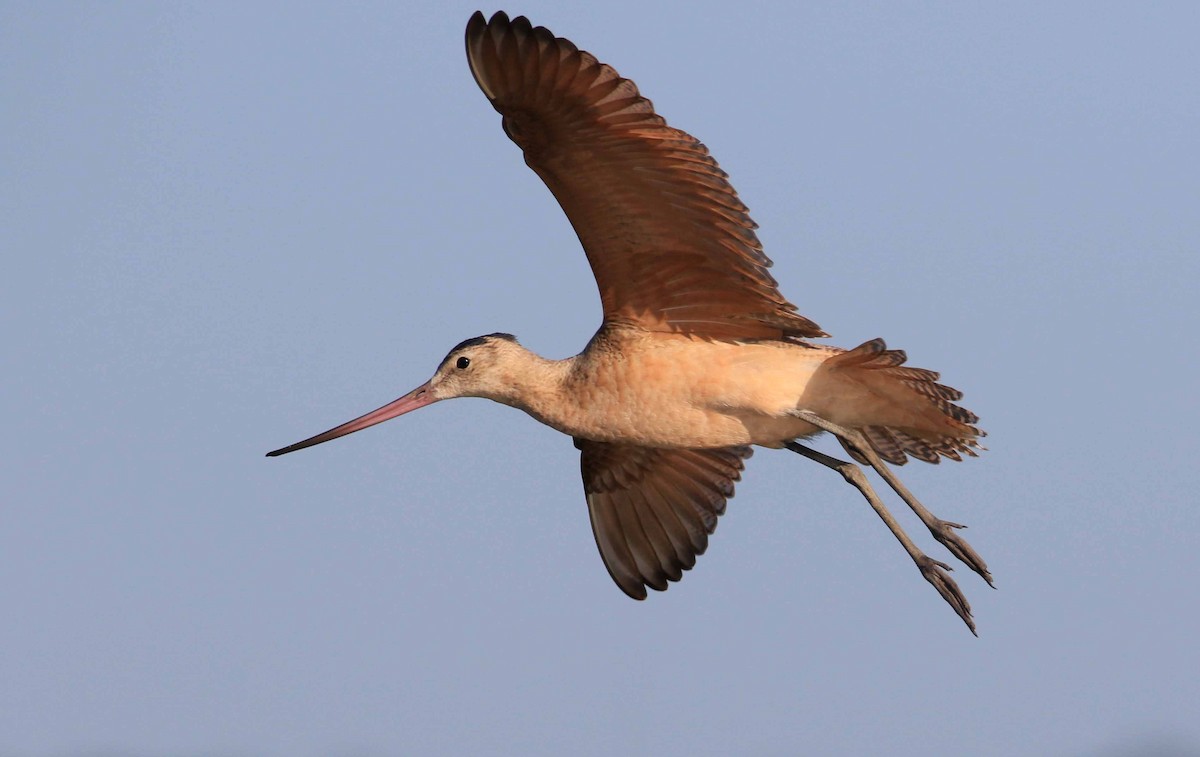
(827, 338, 985, 465)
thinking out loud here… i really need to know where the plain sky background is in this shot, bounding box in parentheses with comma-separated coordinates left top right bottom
(4, 2, 1199, 755)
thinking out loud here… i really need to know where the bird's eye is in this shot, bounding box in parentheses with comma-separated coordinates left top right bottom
(456, 356, 470, 370)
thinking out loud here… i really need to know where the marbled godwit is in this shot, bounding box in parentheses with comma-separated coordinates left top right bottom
(269, 11, 992, 633)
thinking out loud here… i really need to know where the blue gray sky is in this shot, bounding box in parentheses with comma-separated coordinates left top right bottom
(4, 2, 1199, 755)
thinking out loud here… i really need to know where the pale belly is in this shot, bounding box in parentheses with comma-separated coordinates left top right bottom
(533, 337, 839, 448)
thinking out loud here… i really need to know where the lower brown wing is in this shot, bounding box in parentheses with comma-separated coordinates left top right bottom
(575, 439, 752, 599)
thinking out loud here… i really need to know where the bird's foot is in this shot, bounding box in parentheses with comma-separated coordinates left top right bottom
(929, 519, 994, 587)
(918, 555, 977, 636)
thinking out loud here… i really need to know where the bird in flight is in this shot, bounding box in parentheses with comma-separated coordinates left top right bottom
(269, 11, 992, 634)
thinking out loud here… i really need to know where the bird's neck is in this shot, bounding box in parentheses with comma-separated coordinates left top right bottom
(489, 351, 580, 433)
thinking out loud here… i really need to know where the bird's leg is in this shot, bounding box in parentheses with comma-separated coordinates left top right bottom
(789, 410, 993, 587)
(784, 440, 976, 635)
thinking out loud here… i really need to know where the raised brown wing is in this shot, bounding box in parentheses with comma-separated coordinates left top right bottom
(575, 439, 752, 599)
(465, 11, 825, 340)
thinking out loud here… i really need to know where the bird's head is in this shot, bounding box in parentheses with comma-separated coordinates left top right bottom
(266, 332, 527, 457)
(424, 332, 531, 403)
